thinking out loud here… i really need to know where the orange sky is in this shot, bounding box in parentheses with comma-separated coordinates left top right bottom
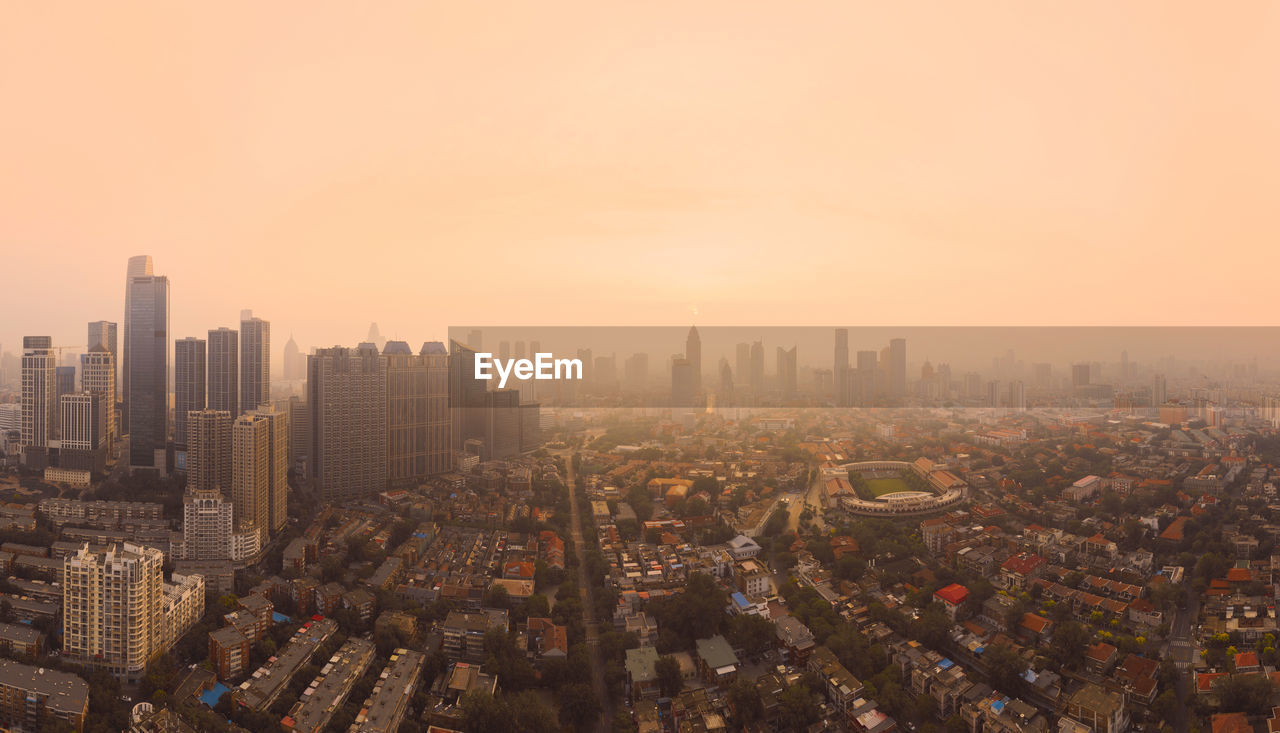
(2, 2, 1278, 358)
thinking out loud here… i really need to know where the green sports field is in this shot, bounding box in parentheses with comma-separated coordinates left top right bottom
(865, 477, 911, 496)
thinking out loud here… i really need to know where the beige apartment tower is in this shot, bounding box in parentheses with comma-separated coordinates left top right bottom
(234, 405, 289, 535)
(187, 409, 232, 493)
(62, 542, 164, 683)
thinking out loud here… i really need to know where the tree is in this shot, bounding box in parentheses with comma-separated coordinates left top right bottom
(983, 643, 1027, 693)
(459, 691, 507, 733)
(727, 679, 764, 727)
(726, 613, 777, 658)
(507, 691, 560, 733)
(655, 655, 684, 698)
(1218, 674, 1275, 715)
(1050, 621, 1091, 670)
(558, 683, 603, 731)
(777, 684, 821, 732)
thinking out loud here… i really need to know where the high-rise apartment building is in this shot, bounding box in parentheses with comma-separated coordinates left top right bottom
(121, 255, 153, 434)
(385, 341, 451, 485)
(776, 346, 797, 398)
(126, 271, 169, 470)
(309, 345, 387, 503)
(748, 341, 764, 392)
(834, 328, 849, 375)
(671, 357, 696, 407)
(287, 396, 311, 477)
(240, 313, 270, 412)
(187, 409, 232, 493)
(1152, 373, 1167, 408)
(207, 327, 239, 418)
(20, 336, 57, 456)
(174, 337, 207, 451)
(887, 338, 907, 401)
(80, 346, 117, 452)
(1072, 363, 1091, 387)
(63, 542, 164, 683)
(182, 488, 233, 561)
(449, 340, 486, 455)
(238, 405, 289, 534)
(232, 413, 271, 546)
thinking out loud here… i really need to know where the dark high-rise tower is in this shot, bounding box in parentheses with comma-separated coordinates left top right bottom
(834, 328, 849, 375)
(121, 255, 152, 433)
(776, 346, 797, 398)
(309, 345, 387, 503)
(240, 313, 270, 412)
(685, 326, 701, 394)
(174, 337, 207, 451)
(449, 340, 487, 453)
(207, 327, 238, 417)
(126, 271, 169, 469)
(749, 340, 764, 391)
(888, 338, 907, 401)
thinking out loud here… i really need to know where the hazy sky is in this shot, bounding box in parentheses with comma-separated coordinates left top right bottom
(3, 2, 1279, 361)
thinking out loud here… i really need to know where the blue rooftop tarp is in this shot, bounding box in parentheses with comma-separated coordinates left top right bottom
(200, 683, 230, 708)
(273, 612, 291, 624)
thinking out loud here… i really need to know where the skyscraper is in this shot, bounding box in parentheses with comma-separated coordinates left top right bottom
(207, 327, 239, 418)
(80, 346, 117, 451)
(240, 313, 270, 412)
(449, 340, 487, 454)
(776, 346, 797, 398)
(685, 326, 701, 394)
(386, 341, 451, 485)
(1072, 364, 1091, 387)
(1008, 380, 1027, 411)
(249, 405, 289, 534)
(20, 336, 56, 459)
(735, 343, 751, 387)
(671, 357, 696, 407)
(1152, 373, 1167, 408)
(187, 409, 232, 493)
(749, 341, 764, 392)
(834, 328, 848, 375)
(126, 271, 169, 470)
(232, 413, 271, 546)
(174, 337, 207, 451)
(121, 255, 153, 434)
(887, 338, 907, 401)
(283, 334, 304, 381)
(309, 345, 387, 503)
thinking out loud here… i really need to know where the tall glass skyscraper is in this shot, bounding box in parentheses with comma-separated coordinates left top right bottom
(126, 272, 169, 469)
(121, 255, 152, 434)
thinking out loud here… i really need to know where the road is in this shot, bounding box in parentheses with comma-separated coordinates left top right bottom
(786, 464, 825, 533)
(1165, 582, 1200, 733)
(565, 453, 610, 733)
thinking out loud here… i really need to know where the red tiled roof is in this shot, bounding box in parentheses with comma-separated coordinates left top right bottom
(935, 583, 969, 605)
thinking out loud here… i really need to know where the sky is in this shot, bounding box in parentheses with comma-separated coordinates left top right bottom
(3, 2, 1279, 363)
